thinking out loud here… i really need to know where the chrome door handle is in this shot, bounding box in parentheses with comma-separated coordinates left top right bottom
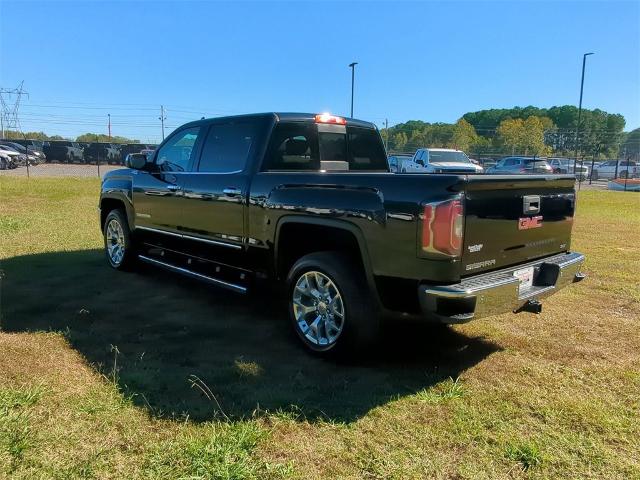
(223, 187, 241, 196)
(167, 184, 181, 191)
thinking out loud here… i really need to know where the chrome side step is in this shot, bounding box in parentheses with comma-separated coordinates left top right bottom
(138, 255, 247, 294)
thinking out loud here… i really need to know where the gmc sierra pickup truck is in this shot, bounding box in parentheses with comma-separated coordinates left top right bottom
(99, 112, 585, 356)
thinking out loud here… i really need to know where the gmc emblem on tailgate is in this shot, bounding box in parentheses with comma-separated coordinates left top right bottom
(519, 216, 543, 230)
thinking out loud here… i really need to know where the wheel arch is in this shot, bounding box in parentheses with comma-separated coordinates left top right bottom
(274, 216, 380, 305)
(100, 193, 134, 232)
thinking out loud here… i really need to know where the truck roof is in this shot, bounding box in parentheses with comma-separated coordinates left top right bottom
(178, 112, 376, 130)
(423, 148, 463, 153)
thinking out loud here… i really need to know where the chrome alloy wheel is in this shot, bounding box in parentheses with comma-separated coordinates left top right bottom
(292, 270, 345, 347)
(106, 218, 126, 265)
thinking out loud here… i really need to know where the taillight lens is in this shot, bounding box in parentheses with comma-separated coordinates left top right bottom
(421, 198, 464, 256)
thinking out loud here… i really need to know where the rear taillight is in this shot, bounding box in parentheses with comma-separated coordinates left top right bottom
(421, 198, 464, 256)
(315, 113, 347, 125)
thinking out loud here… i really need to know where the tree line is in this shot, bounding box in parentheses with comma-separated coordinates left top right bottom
(1, 130, 140, 144)
(381, 105, 630, 159)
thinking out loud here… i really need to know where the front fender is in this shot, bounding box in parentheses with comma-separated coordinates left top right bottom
(100, 172, 135, 230)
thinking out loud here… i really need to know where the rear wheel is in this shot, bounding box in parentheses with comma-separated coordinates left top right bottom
(287, 251, 379, 357)
(103, 209, 137, 270)
(619, 170, 628, 179)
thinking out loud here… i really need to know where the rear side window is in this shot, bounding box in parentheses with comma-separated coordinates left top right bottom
(262, 123, 319, 171)
(198, 122, 258, 173)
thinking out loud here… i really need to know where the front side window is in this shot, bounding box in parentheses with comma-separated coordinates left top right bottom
(156, 127, 200, 172)
(198, 122, 258, 173)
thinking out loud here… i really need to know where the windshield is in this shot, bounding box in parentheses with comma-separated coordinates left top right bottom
(428, 151, 471, 163)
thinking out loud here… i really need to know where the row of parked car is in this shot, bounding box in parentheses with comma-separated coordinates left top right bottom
(0, 138, 157, 169)
(387, 148, 638, 180)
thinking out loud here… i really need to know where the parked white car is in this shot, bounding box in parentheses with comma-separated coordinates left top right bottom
(401, 148, 484, 174)
(0, 144, 27, 165)
(548, 158, 589, 180)
(592, 160, 638, 180)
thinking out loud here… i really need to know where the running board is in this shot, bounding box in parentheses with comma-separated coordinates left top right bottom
(138, 255, 247, 294)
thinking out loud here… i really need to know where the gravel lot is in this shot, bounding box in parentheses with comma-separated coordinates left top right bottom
(0, 163, 121, 178)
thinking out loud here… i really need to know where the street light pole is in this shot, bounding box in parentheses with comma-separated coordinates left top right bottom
(108, 113, 111, 141)
(159, 105, 166, 141)
(349, 62, 358, 117)
(574, 52, 594, 173)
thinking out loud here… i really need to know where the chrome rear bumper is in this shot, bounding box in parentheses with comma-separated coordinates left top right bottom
(418, 252, 585, 323)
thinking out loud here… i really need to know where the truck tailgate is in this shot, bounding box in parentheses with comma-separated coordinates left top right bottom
(462, 175, 576, 275)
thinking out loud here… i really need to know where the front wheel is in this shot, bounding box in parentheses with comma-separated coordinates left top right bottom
(103, 209, 137, 270)
(287, 251, 379, 357)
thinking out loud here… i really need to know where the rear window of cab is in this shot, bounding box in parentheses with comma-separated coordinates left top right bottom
(262, 122, 388, 172)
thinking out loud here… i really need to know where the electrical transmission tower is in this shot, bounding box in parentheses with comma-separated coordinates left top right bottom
(0, 81, 29, 138)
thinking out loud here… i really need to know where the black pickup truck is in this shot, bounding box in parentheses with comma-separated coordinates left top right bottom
(99, 112, 585, 356)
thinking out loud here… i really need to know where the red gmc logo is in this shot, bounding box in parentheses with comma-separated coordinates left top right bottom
(519, 216, 543, 230)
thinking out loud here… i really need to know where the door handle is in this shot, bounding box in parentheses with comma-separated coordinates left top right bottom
(167, 184, 181, 191)
(223, 187, 241, 196)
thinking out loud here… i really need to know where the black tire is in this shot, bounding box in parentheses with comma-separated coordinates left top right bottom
(103, 209, 137, 270)
(286, 251, 379, 357)
(620, 170, 628, 179)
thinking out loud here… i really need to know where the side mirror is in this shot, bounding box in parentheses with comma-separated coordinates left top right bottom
(126, 153, 147, 170)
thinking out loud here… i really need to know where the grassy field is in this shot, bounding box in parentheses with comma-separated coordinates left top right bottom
(0, 176, 638, 479)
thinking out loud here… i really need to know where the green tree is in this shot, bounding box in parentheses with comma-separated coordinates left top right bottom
(391, 132, 408, 151)
(621, 128, 640, 158)
(76, 133, 139, 143)
(451, 118, 479, 152)
(497, 118, 525, 154)
(497, 116, 553, 155)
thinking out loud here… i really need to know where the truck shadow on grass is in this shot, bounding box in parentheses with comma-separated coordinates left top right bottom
(1, 249, 501, 423)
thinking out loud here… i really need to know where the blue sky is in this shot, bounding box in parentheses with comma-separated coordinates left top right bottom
(1, 1, 638, 143)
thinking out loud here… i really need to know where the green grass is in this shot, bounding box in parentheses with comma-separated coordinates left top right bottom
(0, 176, 639, 479)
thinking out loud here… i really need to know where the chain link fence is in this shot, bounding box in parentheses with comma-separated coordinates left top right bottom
(2, 137, 638, 192)
(387, 149, 640, 190)
(0, 139, 156, 178)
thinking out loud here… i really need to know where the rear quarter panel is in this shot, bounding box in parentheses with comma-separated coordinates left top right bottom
(247, 172, 467, 283)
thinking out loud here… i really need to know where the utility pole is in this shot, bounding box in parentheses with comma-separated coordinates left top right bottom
(574, 52, 594, 173)
(384, 118, 389, 152)
(159, 105, 166, 141)
(349, 62, 358, 118)
(108, 113, 111, 141)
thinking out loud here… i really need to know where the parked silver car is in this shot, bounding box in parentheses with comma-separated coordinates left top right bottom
(485, 157, 553, 175)
(548, 158, 589, 180)
(591, 160, 638, 180)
